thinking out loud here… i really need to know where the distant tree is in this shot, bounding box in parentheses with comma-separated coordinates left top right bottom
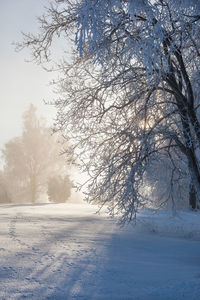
(47, 175, 73, 203)
(0, 172, 11, 204)
(2, 104, 72, 203)
(143, 151, 189, 211)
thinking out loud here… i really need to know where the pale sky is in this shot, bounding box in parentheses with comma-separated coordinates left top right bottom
(0, 1, 69, 150)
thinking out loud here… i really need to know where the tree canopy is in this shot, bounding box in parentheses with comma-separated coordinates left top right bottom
(19, 0, 200, 221)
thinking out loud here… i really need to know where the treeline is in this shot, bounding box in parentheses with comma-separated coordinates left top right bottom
(0, 104, 73, 204)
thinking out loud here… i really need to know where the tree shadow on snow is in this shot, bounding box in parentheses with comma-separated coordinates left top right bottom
(0, 214, 200, 299)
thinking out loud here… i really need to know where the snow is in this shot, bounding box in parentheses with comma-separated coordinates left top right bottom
(0, 202, 200, 299)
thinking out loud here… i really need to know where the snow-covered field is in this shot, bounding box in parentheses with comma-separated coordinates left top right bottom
(0, 202, 200, 299)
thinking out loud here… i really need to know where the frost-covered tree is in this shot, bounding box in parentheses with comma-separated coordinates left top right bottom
(19, 1, 200, 220)
(143, 150, 190, 210)
(2, 104, 72, 203)
(0, 172, 11, 204)
(47, 175, 72, 203)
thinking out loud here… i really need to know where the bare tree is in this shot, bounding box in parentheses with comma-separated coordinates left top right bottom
(19, 0, 200, 220)
(2, 104, 72, 203)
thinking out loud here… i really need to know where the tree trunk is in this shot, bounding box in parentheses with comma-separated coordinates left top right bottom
(30, 175, 37, 203)
(187, 151, 200, 209)
(189, 181, 197, 209)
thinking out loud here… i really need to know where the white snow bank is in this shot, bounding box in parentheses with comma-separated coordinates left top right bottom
(134, 209, 200, 240)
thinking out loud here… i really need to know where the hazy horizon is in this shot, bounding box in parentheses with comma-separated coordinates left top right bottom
(0, 0, 68, 151)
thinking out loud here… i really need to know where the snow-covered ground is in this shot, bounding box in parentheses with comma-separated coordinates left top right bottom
(0, 202, 200, 299)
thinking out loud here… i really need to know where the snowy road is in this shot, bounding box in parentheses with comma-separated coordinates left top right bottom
(0, 203, 200, 299)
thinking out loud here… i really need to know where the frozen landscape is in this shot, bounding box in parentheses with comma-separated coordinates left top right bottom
(1, 1, 200, 299)
(0, 202, 200, 299)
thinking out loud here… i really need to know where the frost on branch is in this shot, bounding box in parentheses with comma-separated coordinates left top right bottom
(20, 0, 200, 222)
(74, 0, 200, 212)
